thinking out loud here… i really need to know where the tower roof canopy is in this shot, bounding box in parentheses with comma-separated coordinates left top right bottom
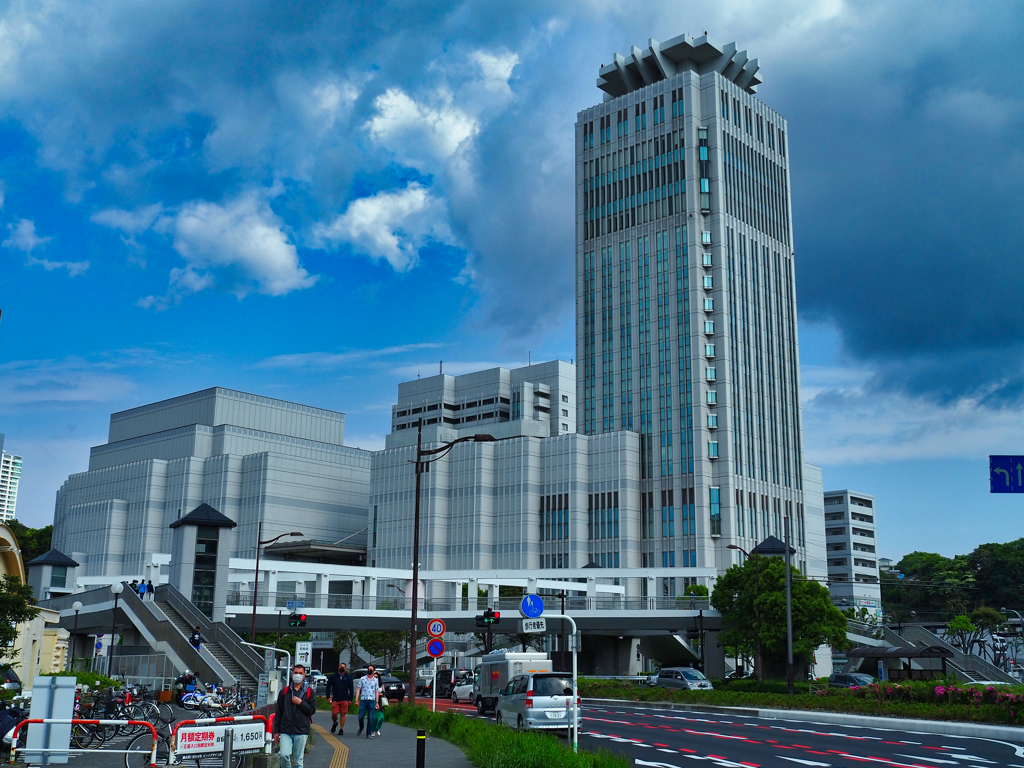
(597, 33, 761, 98)
(27, 548, 79, 567)
(751, 535, 795, 557)
(169, 503, 237, 529)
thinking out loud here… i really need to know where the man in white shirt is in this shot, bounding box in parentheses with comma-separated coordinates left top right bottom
(356, 665, 381, 739)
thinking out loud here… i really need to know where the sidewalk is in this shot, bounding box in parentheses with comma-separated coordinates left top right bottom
(303, 709, 474, 768)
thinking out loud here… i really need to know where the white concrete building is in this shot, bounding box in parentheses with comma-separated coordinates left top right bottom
(0, 434, 22, 522)
(51, 388, 371, 616)
(823, 489, 881, 617)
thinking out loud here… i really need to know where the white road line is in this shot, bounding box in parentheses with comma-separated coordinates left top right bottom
(777, 758, 831, 767)
(896, 755, 960, 764)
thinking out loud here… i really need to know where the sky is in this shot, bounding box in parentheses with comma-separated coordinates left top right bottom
(1, 0, 1023, 561)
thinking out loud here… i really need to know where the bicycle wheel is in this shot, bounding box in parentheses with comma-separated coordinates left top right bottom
(124, 733, 169, 768)
(71, 722, 104, 749)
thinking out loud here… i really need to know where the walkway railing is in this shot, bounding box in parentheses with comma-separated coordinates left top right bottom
(226, 591, 713, 612)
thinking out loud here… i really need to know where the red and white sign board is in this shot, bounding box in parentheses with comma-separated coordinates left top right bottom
(427, 618, 446, 637)
(176, 723, 266, 756)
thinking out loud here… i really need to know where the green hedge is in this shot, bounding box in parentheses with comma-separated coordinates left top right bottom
(579, 678, 1024, 726)
(51, 671, 120, 690)
(385, 703, 629, 768)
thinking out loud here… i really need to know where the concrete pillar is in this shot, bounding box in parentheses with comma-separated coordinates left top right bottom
(586, 577, 597, 598)
(628, 637, 642, 676)
(468, 578, 479, 611)
(487, 583, 498, 606)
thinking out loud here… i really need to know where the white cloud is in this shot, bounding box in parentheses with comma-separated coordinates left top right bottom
(26, 255, 90, 277)
(2, 217, 89, 275)
(314, 183, 458, 272)
(923, 88, 1023, 134)
(139, 189, 317, 309)
(91, 203, 164, 234)
(366, 88, 478, 167)
(392, 360, 527, 378)
(801, 363, 1024, 465)
(257, 343, 445, 370)
(0, 356, 139, 408)
(472, 50, 519, 92)
(3, 218, 50, 252)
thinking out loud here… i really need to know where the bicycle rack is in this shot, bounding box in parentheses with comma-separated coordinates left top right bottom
(9, 719, 158, 765)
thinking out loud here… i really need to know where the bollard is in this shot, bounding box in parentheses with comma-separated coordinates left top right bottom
(223, 726, 234, 768)
(416, 728, 426, 768)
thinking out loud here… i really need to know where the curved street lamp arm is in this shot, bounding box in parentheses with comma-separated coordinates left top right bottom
(420, 433, 496, 459)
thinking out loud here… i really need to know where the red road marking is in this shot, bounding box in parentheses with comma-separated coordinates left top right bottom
(654, 743, 671, 748)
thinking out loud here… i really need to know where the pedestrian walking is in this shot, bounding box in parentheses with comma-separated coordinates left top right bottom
(138, 580, 148, 599)
(274, 664, 316, 768)
(356, 664, 381, 739)
(326, 662, 354, 735)
(374, 672, 387, 736)
(130, 579, 139, 594)
(189, 625, 202, 652)
(146, 579, 155, 599)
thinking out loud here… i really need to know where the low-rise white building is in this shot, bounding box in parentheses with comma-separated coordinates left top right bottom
(823, 490, 882, 618)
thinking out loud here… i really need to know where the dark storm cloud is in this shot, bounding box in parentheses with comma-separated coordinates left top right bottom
(2, 0, 1022, 398)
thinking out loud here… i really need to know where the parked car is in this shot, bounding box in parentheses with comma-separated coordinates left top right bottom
(0, 669, 20, 692)
(309, 670, 328, 689)
(416, 674, 434, 696)
(655, 667, 714, 690)
(495, 672, 580, 735)
(828, 672, 875, 688)
(379, 675, 406, 703)
(451, 677, 476, 703)
(435, 667, 474, 699)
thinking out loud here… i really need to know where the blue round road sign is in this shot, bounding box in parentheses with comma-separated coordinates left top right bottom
(519, 594, 544, 619)
(427, 638, 445, 658)
(95, 642, 103, 650)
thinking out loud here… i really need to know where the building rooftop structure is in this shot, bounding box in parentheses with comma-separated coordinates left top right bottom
(597, 33, 762, 99)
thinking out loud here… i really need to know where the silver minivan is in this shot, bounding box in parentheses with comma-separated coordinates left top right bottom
(496, 672, 580, 734)
(654, 667, 714, 690)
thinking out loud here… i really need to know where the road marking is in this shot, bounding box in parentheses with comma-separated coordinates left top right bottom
(896, 756, 960, 765)
(311, 723, 348, 768)
(941, 756, 995, 764)
(777, 758, 831, 767)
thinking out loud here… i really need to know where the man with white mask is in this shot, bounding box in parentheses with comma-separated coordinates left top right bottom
(274, 663, 317, 768)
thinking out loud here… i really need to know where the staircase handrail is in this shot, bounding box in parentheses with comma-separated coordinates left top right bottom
(154, 584, 262, 681)
(902, 625, 1015, 683)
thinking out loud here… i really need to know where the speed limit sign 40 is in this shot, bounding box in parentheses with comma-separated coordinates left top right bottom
(427, 618, 446, 637)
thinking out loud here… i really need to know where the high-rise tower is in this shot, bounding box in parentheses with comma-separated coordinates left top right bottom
(0, 434, 21, 522)
(576, 34, 819, 579)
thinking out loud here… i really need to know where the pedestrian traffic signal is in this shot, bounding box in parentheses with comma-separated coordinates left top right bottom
(288, 613, 307, 627)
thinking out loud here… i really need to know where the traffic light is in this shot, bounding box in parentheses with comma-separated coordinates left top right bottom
(474, 609, 502, 627)
(288, 613, 307, 627)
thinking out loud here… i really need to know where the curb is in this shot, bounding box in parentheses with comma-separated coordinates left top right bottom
(582, 698, 1024, 743)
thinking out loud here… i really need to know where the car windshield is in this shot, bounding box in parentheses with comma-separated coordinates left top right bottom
(533, 676, 574, 696)
(680, 669, 707, 681)
(380, 676, 401, 684)
(850, 674, 874, 686)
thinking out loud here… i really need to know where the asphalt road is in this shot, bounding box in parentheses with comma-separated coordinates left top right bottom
(579, 703, 1024, 768)
(436, 699, 1024, 768)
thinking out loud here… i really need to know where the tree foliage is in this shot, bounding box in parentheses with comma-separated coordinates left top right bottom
(0, 574, 41, 661)
(711, 556, 848, 676)
(356, 630, 409, 671)
(5, 521, 53, 565)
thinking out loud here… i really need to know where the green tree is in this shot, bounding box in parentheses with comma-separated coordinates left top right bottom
(0, 574, 41, 662)
(356, 630, 408, 671)
(711, 556, 848, 678)
(5, 521, 53, 565)
(332, 631, 362, 666)
(684, 584, 709, 597)
(970, 606, 1006, 660)
(969, 539, 1024, 612)
(946, 614, 976, 652)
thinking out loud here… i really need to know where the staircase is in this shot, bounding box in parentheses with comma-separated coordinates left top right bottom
(901, 625, 1016, 684)
(159, 602, 255, 687)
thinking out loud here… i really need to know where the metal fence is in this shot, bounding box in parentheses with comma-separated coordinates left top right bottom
(227, 591, 712, 613)
(92, 653, 177, 690)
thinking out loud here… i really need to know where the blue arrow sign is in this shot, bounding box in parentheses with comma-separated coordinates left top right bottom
(990, 455, 1024, 493)
(520, 594, 544, 619)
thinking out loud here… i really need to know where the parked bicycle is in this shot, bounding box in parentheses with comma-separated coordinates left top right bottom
(124, 713, 243, 768)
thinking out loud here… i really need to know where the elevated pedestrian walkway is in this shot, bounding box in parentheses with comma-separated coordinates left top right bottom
(42, 583, 261, 687)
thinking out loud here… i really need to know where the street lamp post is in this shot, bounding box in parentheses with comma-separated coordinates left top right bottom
(1000, 607, 1023, 672)
(68, 600, 83, 672)
(109, 583, 124, 679)
(408, 418, 495, 706)
(783, 515, 794, 695)
(250, 522, 304, 642)
(727, 544, 763, 681)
